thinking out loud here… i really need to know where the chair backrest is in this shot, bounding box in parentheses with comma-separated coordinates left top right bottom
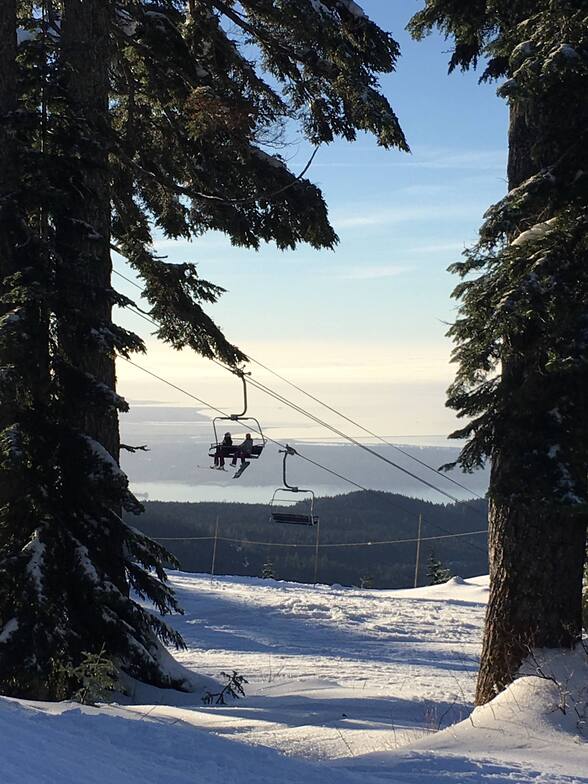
(212, 416, 266, 447)
(270, 487, 317, 525)
(270, 512, 316, 526)
(208, 443, 264, 459)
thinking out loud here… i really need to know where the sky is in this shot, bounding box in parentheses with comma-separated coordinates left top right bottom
(115, 0, 508, 444)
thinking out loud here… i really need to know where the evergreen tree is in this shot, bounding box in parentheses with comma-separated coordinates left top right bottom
(427, 551, 452, 586)
(261, 560, 276, 580)
(0, 1, 185, 699)
(0, 0, 70, 699)
(0, 1, 408, 697)
(410, 1, 588, 703)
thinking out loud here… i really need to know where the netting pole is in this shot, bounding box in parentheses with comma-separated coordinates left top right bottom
(210, 516, 219, 582)
(413, 513, 422, 588)
(313, 519, 320, 584)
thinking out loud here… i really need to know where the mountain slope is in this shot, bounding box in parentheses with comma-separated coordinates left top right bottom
(1, 572, 586, 783)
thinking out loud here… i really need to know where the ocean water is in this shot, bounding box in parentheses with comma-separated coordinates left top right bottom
(129, 480, 477, 505)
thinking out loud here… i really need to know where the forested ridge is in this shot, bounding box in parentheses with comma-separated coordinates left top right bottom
(131, 492, 488, 587)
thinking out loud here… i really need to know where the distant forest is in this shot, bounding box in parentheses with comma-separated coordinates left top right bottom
(130, 491, 489, 589)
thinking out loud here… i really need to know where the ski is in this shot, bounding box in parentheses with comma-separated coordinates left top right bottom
(233, 462, 250, 479)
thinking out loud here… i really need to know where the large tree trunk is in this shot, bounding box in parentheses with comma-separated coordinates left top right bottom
(0, 2, 50, 479)
(475, 102, 588, 705)
(0, 1, 18, 511)
(0, 0, 17, 336)
(57, 0, 127, 593)
(57, 0, 119, 457)
(0, 2, 16, 162)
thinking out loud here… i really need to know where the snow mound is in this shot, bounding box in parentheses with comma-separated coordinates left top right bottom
(386, 574, 489, 604)
(396, 647, 588, 780)
(0, 696, 366, 784)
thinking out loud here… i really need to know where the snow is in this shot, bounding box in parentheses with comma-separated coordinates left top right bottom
(0, 618, 18, 645)
(308, 0, 366, 21)
(253, 148, 288, 170)
(16, 28, 36, 45)
(70, 218, 102, 240)
(1, 572, 586, 784)
(0, 309, 24, 328)
(73, 540, 100, 584)
(556, 44, 580, 60)
(511, 218, 557, 247)
(22, 529, 46, 597)
(337, 0, 367, 19)
(115, 7, 138, 37)
(83, 435, 128, 483)
(511, 41, 533, 62)
(309, 0, 337, 18)
(1, 423, 24, 460)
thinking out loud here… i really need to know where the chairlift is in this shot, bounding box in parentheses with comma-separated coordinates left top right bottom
(269, 446, 319, 527)
(208, 369, 266, 465)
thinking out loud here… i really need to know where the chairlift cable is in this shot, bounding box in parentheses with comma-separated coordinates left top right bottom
(115, 266, 479, 503)
(119, 299, 487, 524)
(120, 356, 367, 491)
(246, 354, 484, 501)
(114, 273, 482, 502)
(153, 529, 488, 547)
(116, 278, 488, 545)
(119, 302, 461, 504)
(113, 267, 144, 290)
(207, 358, 487, 545)
(115, 270, 482, 503)
(211, 358, 467, 507)
(119, 356, 488, 552)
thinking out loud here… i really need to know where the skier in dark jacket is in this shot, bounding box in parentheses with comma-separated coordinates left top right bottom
(232, 434, 253, 466)
(214, 432, 233, 469)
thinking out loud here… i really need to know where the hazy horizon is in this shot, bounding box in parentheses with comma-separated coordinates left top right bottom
(120, 404, 489, 505)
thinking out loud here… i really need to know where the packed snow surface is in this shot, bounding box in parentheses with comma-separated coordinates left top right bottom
(1, 572, 586, 783)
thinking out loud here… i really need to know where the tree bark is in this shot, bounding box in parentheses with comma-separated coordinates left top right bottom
(0, 3, 49, 484)
(57, 0, 119, 459)
(57, 1, 127, 594)
(0, 2, 16, 138)
(475, 102, 588, 705)
(0, 0, 17, 310)
(0, 2, 18, 511)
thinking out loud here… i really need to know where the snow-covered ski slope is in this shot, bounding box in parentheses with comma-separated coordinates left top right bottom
(1, 573, 586, 783)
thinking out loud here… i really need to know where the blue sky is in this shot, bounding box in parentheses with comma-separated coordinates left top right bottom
(116, 0, 508, 443)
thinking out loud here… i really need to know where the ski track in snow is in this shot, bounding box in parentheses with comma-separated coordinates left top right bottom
(1, 572, 587, 784)
(168, 573, 483, 715)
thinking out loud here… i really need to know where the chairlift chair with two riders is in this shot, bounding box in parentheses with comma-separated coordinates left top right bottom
(209, 368, 266, 478)
(270, 446, 319, 526)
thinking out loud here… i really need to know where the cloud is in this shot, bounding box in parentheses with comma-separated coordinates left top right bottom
(313, 147, 506, 172)
(339, 264, 412, 280)
(334, 203, 484, 229)
(408, 241, 467, 254)
(412, 147, 506, 171)
(150, 232, 235, 252)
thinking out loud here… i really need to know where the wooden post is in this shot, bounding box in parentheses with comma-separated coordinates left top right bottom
(210, 516, 219, 581)
(413, 513, 422, 588)
(313, 518, 320, 584)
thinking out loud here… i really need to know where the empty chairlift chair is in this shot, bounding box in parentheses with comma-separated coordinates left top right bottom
(269, 446, 319, 527)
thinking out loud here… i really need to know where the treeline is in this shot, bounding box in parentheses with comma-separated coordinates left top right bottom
(131, 491, 488, 589)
